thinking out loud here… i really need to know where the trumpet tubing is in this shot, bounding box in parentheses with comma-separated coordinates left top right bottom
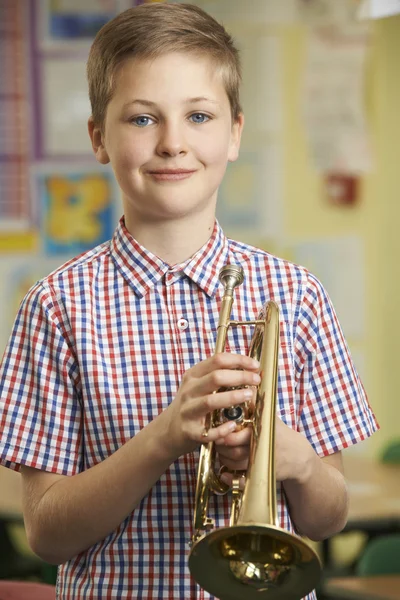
(189, 264, 321, 600)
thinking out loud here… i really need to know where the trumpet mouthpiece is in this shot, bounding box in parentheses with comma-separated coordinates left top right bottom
(219, 265, 244, 290)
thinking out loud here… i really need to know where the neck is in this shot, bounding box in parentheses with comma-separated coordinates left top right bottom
(123, 213, 216, 265)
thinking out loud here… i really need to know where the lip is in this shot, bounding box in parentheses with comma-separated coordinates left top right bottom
(147, 169, 197, 181)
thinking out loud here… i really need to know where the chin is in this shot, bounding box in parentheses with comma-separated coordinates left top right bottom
(124, 185, 217, 220)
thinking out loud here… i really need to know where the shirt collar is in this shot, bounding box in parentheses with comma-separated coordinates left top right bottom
(111, 217, 230, 298)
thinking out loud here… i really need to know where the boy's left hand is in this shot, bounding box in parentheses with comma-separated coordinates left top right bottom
(215, 426, 251, 471)
(214, 426, 251, 490)
(215, 417, 314, 487)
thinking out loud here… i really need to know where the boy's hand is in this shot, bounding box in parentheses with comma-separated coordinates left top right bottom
(215, 417, 316, 489)
(164, 353, 260, 458)
(215, 427, 251, 470)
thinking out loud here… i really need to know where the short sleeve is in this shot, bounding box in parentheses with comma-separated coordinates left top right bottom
(0, 282, 83, 474)
(294, 273, 379, 456)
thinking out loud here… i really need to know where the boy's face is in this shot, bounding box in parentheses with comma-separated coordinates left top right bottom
(89, 52, 243, 227)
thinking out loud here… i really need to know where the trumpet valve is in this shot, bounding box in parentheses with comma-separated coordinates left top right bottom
(219, 397, 253, 429)
(223, 405, 244, 422)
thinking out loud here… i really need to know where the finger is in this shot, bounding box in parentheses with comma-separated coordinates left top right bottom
(217, 444, 249, 463)
(200, 420, 237, 442)
(190, 353, 260, 379)
(215, 427, 252, 447)
(190, 369, 260, 399)
(183, 386, 254, 420)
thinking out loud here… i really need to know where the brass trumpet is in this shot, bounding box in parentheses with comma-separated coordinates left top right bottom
(188, 264, 321, 600)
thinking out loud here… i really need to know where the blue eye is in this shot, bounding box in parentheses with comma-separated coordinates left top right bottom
(190, 113, 209, 124)
(131, 115, 154, 127)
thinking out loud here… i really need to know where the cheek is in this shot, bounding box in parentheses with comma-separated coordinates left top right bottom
(105, 125, 153, 168)
(110, 141, 148, 173)
(200, 135, 232, 167)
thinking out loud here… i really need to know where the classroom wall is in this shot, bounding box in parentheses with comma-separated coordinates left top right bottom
(281, 16, 400, 455)
(199, 4, 399, 456)
(1, 2, 399, 458)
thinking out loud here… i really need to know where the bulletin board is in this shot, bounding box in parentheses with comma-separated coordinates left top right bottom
(0, 0, 132, 352)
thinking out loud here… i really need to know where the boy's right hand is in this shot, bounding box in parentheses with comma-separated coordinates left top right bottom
(164, 353, 260, 458)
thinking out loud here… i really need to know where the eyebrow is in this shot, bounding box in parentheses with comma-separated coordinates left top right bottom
(122, 97, 220, 109)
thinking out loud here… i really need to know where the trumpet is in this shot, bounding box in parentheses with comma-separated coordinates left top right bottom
(188, 264, 321, 600)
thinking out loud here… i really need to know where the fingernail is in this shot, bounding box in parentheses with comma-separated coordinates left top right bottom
(228, 422, 237, 432)
(243, 388, 253, 400)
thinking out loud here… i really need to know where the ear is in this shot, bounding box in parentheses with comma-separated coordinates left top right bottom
(228, 113, 244, 163)
(88, 117, 110, 164)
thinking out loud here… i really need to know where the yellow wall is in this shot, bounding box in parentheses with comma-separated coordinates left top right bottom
(282, 16, 400, 455)
(374, 16, 400, 447)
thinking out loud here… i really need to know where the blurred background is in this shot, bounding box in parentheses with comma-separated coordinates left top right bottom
(0, 1, 399, 599)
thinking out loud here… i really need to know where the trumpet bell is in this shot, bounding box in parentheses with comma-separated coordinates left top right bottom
(189, 524, 321, 600)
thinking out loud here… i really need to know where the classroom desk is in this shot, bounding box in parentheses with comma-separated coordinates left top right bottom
(344, 455, 400, 530)
(324, 575, 400, 600)
(322, 454, 400, 568)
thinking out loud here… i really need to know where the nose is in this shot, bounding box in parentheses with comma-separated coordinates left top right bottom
(156, 120, 187, 157)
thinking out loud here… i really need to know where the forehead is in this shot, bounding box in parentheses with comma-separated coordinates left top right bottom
(111, 52, 229, 106)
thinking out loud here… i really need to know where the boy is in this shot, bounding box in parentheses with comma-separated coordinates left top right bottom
(0, 3, 378, 599)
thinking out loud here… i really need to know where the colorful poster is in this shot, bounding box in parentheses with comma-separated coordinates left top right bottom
(0, 257, 67, 355)
(0, 0, 33, 248)
(37, 0, 133, 50)
(35, 167, 118, 255)
(0, 232, 38, 253)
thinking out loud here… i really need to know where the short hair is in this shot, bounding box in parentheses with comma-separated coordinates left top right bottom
(87, 3, 242, 127)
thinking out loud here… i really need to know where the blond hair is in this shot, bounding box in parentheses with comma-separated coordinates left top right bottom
(87, 3, 242, 127)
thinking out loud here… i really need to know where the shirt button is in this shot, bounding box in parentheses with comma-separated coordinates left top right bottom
(177, 318, 189, 330)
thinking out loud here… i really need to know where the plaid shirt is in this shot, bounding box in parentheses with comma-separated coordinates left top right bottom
(0, 218, 378, 599)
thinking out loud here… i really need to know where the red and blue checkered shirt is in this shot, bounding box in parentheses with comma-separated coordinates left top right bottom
(0, 218, 378, 599)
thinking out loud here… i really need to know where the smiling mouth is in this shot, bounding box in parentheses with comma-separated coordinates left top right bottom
(147, 169, 196, 181)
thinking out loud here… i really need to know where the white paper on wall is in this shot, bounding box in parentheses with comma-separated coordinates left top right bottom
(42, 59, 93, 156)
(238, 33, 283, 135)
(301, 2, 373, 173)
(217, 141, 283, 240)
(293, 235, 365, 339)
